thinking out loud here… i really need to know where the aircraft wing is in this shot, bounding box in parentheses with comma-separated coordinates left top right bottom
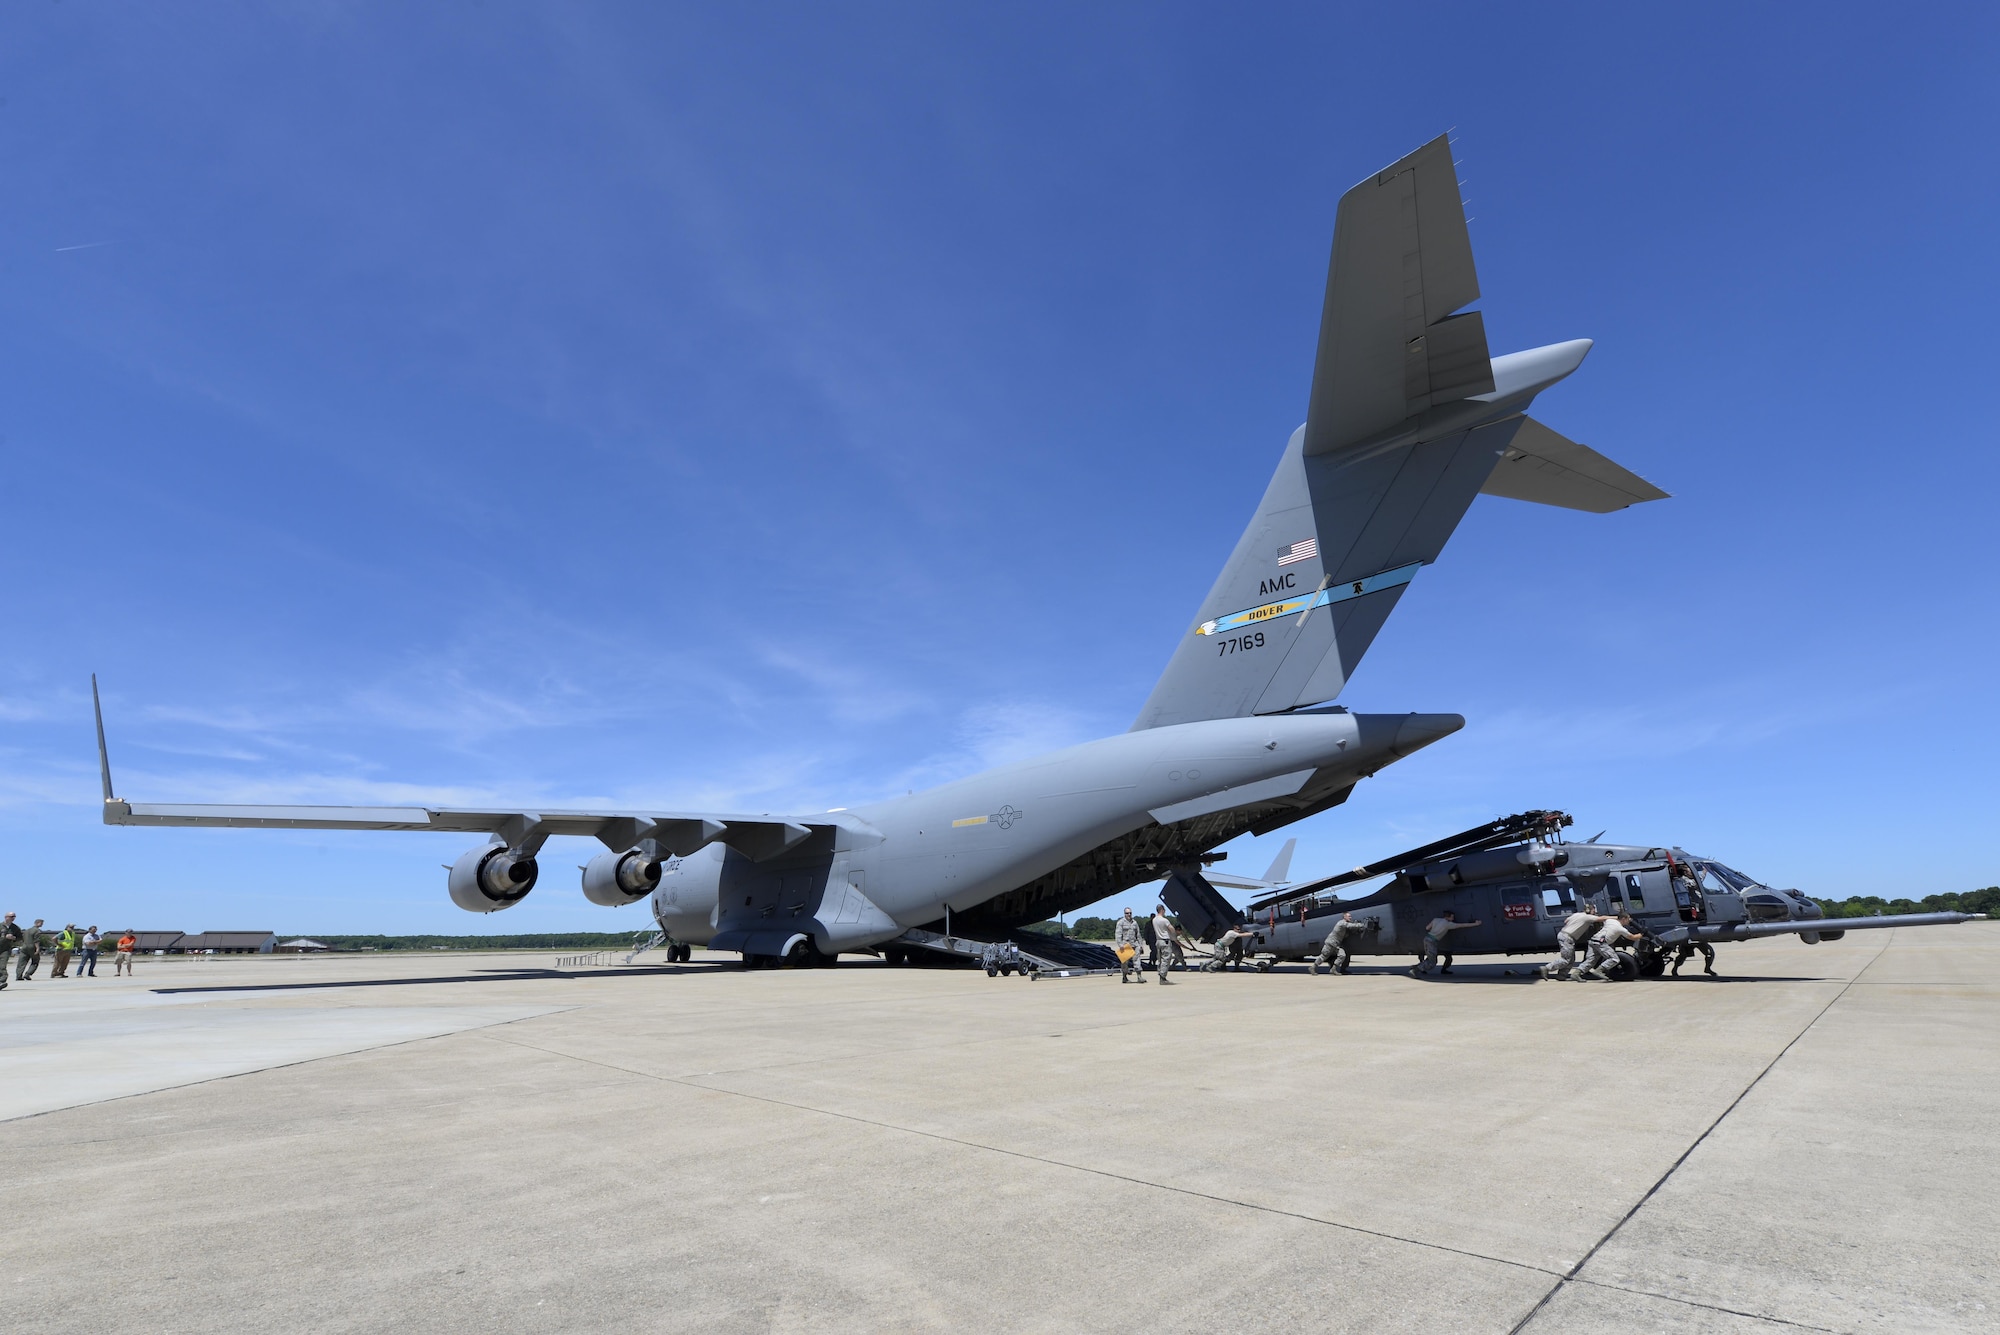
(91, 678, 824, 860)
(100, 798, 826, 859)
(1480, 417, 1670, 513)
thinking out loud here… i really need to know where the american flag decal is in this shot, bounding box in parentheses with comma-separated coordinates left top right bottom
(1277, 538, 1317, 566)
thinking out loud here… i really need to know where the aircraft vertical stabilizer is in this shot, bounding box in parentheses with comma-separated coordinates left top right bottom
(1131, 136, 1656, 732)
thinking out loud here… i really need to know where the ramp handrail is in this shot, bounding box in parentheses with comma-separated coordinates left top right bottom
(554, 950, 615, 968)
(624, 930, 669, 965)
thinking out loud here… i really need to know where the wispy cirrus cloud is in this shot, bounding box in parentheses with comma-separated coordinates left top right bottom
(754, 647, 933, 726)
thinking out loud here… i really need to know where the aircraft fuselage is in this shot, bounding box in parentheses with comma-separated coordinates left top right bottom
(654, 710, 1459, 959)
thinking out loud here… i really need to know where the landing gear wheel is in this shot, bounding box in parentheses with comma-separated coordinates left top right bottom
(1635, 947, 1666, 979)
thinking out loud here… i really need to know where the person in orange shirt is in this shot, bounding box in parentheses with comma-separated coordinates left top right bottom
(114, 931, 137, 976)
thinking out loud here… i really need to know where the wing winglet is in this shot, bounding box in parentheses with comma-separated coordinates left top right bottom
(92, 674, 121, 812)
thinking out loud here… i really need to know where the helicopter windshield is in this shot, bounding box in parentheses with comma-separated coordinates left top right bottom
(1704, 863, 1764, 893)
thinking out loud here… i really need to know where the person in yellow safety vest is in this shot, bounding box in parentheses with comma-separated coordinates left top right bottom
(51, 924, 79, 979)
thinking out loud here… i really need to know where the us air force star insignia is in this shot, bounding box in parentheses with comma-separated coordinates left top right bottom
(990, 805, 1023, 829)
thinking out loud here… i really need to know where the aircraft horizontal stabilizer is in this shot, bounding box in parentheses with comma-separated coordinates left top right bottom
(1480, 417, 1668, 513)
(1204, 835, 1298, 891)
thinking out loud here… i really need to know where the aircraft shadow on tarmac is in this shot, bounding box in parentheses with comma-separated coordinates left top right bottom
(148, 964, 719, 994)
(1253, 964, 1827, 985)
(148, 963, 1828, 995)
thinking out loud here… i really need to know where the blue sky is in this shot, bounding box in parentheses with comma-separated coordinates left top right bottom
(4, 2, 1996, 935)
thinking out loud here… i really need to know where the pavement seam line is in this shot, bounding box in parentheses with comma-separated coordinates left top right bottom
(1506, 935, 1895, 1335)
(481, 1030, 1565, 1281)
(0, 1005, 580, 1126)
(1567, 1277, 1845, 1332)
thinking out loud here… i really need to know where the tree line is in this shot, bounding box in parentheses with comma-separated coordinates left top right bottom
(1813, 886, 1999, 919)
(285, 932, 645, 951)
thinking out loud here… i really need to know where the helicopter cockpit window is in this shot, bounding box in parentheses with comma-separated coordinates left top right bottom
(1695, 865, 1730, 895)
(1708, 863, 1763, 893)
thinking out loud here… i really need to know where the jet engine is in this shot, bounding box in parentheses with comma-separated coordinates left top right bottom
(1410, 841, 1568, 890)
(448, 843, 540, 913)
(581, 847, 663, 907)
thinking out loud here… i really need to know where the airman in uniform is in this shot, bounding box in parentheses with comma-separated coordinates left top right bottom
(1113, 908, 1146, 983)
(14, 919, 44, 981)
(0, 912, 21, 989)
(1671, 939, 1717, 977)
(1542, 907, 1605, 980)
(1150, 907, 1181, 984)
(1578, 913, 1643, 981)
(1413, 910, 1480, 975)
(1311, 912, 1373, 975)
(1207, 925, 1255, 972)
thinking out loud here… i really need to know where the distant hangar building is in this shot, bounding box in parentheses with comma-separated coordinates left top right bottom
(129, 931, 277, 955)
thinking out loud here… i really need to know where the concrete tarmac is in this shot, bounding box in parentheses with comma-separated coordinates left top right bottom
(1, 927, 1993, 1333)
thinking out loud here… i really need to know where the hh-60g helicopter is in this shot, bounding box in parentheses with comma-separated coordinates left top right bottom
(1163, 811, 1979, 980)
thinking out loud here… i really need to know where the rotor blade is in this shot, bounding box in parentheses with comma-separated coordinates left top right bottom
(1246, 810, 1570, 912)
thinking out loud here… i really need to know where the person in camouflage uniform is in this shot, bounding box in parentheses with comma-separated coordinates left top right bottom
(1113, 908, 1146, 983)
(1311, 912, 1374, 975)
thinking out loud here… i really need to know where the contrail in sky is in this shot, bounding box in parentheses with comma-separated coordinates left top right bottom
(54, 241, 116, 252)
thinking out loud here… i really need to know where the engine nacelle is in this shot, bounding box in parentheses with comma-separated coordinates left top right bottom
(449, 843, 539, 913)
(581, 848, 663, 907)
(1412, 842, 1569, 889)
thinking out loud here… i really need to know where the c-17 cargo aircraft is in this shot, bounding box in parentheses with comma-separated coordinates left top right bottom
(94, 135, 1670, 969)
